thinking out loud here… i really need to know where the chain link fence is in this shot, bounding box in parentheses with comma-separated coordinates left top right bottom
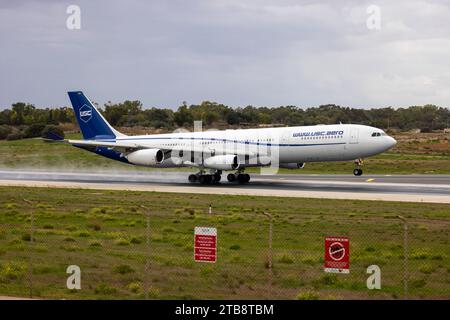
(0, 199, 449, 299)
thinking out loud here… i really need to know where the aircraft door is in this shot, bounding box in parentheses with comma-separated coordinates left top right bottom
(349, 128, 359, 144)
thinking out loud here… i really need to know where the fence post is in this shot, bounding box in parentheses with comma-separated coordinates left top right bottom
(397, 215, 408, 299)
(262, 212, 273, 300)
(141, 205, 150, 300)
(23, 198, 34, 299)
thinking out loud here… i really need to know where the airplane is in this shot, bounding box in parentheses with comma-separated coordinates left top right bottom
(54, 91, 397, 184)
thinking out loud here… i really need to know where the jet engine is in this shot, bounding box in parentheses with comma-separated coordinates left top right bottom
(279, 162, 305, 169)
(204, 155, 240, 170)
(126, 149, 164, 166)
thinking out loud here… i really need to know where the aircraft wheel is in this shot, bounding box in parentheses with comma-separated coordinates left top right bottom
(353, 168, 363, 176)
(237, 174, 247, 184)
(188, 174, 198, 183)
(227, 173, 236, 182)
(204, 175, 213, 184)
(213, 173, 221, 183)
(243, 174, 250, 183)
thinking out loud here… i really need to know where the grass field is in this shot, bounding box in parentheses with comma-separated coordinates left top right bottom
(0, 132, 449, 174)
(0, 187, 448, 299)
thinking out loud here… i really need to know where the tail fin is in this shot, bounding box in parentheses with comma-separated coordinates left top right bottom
(68, 91, 125, 140)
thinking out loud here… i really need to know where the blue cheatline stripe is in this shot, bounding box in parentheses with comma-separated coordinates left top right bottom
(94, 136, 346, 147)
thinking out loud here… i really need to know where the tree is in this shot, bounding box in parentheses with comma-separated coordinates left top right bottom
(174, 105, 194, 127)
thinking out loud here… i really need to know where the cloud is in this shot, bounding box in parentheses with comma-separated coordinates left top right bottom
(0, 0, 449, 109)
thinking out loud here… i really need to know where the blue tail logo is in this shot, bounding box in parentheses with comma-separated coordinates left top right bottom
(79, 104, 93, 123)
(68, 91, 123, 140)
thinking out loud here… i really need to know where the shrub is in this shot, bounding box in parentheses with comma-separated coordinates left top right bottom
(4, 203, 18, 209)
(411, 278, 427, 288)
(419, 265, 436, 274)
(130, 237, 142, 244)
(87, 222, 101, 231)
(314, 274, 340, 287)
(89, 241, 102, 248)
(121, 220, 136, 227)
(127, 281, 141, 293)
(113, 264, 135, 274)
(147, 286, 160, 298)
(61, 245, 81, 252)
(114, 238, 130, 246)
(0, 125, 12, 140)
(76, 230, 91, 238)
(229, 244, 241, 250)
(95, 283, 117, 295)
(278, 254, 294, 264)
(6, 132, 24, 140)
(0, 262, 26, 281)
(24, 123, 46, 138)
(21, 233, 32, 242)
(296, 291, 320, 300)
(411, 250, 429, 260)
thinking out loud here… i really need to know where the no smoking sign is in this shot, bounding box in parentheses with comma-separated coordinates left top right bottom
(324, 236, 350, 274)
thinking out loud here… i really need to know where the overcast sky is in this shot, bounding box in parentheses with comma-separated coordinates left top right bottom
(1, 0, 450, 109)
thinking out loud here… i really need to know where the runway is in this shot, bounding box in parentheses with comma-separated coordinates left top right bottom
(0, 169, 449, 204)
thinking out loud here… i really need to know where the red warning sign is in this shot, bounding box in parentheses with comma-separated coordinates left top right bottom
(194, 227, 217, 263)
(324, 236, 350, 273)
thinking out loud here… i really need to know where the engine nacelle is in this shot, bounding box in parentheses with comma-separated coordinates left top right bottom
(126, 149, 164, 166)
(279, 162, 305, 169)
(204, 154, 240, 170)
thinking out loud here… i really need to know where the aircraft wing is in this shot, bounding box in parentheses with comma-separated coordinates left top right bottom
(168, 143, 262, 157)
(66, 139, 263, 157)
(68, 139, 139, 149)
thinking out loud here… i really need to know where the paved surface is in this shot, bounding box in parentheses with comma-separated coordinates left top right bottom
(0, 295, 34, 300)
(0, 169, 449, 203)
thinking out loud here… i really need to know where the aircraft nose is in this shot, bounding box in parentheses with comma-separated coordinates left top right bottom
(387, 136, 397, 148)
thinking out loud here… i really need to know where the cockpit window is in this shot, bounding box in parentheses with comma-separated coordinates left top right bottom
(372, 132, 387, 137)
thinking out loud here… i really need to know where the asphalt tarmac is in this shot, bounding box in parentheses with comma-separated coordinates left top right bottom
(0, 169, 449, 203)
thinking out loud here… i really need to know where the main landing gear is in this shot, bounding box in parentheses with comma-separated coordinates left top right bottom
(188, 170, 251, 184)
(188, 170, 222, 185)
(353, 158, 364, 176)
(227, 172, 250, 184)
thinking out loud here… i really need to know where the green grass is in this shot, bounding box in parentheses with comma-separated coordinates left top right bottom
(1, 135, 450, 173)
(0, 187, 448, 299)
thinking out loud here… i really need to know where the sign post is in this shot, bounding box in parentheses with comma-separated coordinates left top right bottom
(324, 236, 350, 274)
(194, 227, 217, 263)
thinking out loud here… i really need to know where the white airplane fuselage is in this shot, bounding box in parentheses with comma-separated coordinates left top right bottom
(96, 123, 396, 168)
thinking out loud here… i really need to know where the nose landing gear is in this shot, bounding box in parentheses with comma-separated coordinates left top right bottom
(353, 158, 364, 176)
